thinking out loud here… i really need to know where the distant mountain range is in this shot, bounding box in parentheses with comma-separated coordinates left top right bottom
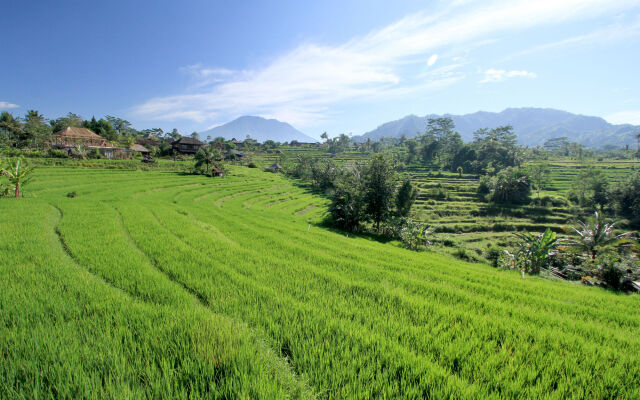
(353, 108, 640, 148)
(200, 116, 317, 143)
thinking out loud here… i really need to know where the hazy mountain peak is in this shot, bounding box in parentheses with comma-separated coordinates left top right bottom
(200, 116, 318, 143)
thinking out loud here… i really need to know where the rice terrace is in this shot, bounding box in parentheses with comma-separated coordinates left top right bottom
(3, 1, 640, 399)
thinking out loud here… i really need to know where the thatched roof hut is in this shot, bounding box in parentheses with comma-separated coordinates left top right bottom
(52, 126, 110, 147)
(130, 144, 150, 153)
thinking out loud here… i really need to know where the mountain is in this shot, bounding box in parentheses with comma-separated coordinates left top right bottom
(353, 108, 640, 148)
(200, 116, 318, 143)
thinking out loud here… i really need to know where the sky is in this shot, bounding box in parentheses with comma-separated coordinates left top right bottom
(2, 0, 640, 139)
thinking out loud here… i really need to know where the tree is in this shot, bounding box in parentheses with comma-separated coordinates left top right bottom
(191, 132, 200, 140)
(105, 116, 134, 137)
(0, 112, 24, 148)
(528, 162, 550, 199)
(480, 167, 531, 205)
(23, 110, 52, 149)
(405, 139, 418, 164)
(395, 179, 417, 218)
(263, 140, 277, 150)
(1, 157, 34, 197)
(569, 167, 608, 210)
(320, 132, 329, 143)
(167, 128, 181, 140)
(84, 117, 118, 141)
(50, 112, 83, 132)
(364, 154, 397, 232)
(565, 212, 632, 260)
(543, 137, 570, 156)
(194, 147, 222, 176)
(609, 171, 640, 227)
(423, 117, 463, 166)
(328, 164, 366, 232)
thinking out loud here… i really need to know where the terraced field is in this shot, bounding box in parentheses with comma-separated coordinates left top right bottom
(2, 165, 640, 398)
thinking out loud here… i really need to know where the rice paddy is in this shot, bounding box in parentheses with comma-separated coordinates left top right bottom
(2, 164, 640, 398)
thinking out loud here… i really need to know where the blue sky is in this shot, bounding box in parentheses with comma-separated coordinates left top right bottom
(2, 0, 640, 138)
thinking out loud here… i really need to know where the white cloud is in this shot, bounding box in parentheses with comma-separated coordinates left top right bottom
(606, 110, 640, 125)
(134, 0, 640, 128)
(0, 101, 19, 109)
(505, 15, 640, 60)
(479, 68, 537, 83)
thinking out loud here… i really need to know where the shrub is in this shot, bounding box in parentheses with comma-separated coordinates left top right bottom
(48, 149, 69, 158)
(67, 191, 77, 198)
(486, 246, 502, 267)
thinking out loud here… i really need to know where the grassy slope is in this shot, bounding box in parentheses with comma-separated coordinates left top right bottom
(1, 165, 639, 399)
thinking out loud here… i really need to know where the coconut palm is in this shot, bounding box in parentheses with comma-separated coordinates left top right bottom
(194, 147, 221, 175)
(565, 212, 633, 260)
(1, 157, 34, 197)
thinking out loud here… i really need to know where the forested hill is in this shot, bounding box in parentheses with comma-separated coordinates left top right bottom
(353, 108, 640, 148)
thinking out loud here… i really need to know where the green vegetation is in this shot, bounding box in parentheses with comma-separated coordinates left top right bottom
(2, 165, 640, 398)
(2, 108, 640, 397)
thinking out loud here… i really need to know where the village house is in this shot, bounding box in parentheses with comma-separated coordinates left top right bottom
(51, 126, 125, 159)
(52, 126, 111, 147)
(171, 137, 205, 154)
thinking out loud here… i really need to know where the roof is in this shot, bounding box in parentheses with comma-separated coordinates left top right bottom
(229, 149, 246, 156)
(172, 137, 205, 145)
(212, 167, 224, 173)
(130, 144, 150, 153)
(269, 163, 283, 169)
(54, 126, 104, 140)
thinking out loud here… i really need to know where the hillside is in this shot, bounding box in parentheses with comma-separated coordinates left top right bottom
(200, 116, 318, 143)
(354, 108, 640, 147)
(2, 165, 639, 398)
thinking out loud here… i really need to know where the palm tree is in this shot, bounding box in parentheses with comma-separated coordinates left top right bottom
(1, 157, 34, 198)
(636, 133, 640, 154)
(565, 212, 632, 260)
(194, 147, 221, 175)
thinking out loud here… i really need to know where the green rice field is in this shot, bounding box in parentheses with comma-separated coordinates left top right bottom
(2, 164, 640, 398)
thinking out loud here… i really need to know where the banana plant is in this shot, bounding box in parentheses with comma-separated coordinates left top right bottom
(1, 157, 34, 198)
(503, 228, 559, 277)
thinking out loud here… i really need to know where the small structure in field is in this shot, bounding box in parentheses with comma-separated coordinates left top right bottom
(266, 163, 283, 173)
(130, 144, 150, 154)
(130, 144, 152, 161)
(211, 167, 225, 177)
(172, 137, 205, 154)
